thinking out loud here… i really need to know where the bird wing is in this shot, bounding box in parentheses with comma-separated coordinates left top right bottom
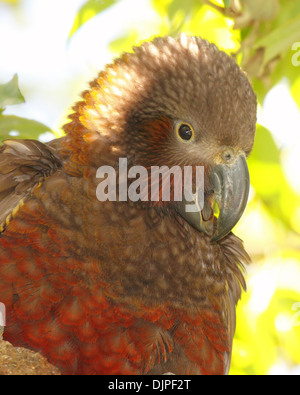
(0, 139, 62, 234)
(221, 233, 250, 374)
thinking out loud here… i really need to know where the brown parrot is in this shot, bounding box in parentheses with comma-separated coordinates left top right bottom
(0, 35, 256, 375)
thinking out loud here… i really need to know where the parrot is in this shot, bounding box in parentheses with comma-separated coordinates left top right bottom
(0, 35, 257, 375)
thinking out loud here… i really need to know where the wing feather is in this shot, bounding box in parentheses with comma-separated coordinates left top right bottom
(0, 139, 62, 234)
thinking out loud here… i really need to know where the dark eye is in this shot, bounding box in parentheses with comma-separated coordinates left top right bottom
(177, 123, 194, 141)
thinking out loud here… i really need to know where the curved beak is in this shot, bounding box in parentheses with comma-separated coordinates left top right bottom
(211, 155, 250, 241)
(175, 155, 250, 242)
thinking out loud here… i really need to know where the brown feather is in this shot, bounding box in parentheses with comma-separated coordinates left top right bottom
(0, 35, 257, 375)
(0, 139, 62, 233)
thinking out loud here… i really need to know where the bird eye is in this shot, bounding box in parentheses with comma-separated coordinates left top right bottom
(177, 123, 194, 141)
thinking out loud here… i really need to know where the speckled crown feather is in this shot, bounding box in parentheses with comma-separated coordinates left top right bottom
(62, 34, 256, 168)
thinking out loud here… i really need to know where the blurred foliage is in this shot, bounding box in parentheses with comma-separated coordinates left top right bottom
(69, 0, 300, 105)
(232, 251, 300, 375)
(0, 0, 19, 5)
(1, 0, 300, 375)
(0, 74, 24, 111)
(69, 0, 119, 39)
(0, 75, 52, 140)
(248, 125, 300, 233)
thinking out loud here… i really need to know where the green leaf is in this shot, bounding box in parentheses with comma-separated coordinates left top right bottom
(167, 0, 195, 21)
(223, 0, 230, 7)
(166, 0, 198, 33)
(69, 0, 118, 39)
(254, 14, 300, 67)
(0, 74, 25, 110)
(0, 115, 52, 141)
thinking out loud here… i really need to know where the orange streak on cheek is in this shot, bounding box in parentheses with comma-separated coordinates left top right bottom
(143, 117, 173, 145)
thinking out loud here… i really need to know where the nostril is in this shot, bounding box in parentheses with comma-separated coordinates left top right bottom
(221, 148, 234, 163)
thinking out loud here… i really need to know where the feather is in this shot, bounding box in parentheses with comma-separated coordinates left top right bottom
(0, 139, 62, 234)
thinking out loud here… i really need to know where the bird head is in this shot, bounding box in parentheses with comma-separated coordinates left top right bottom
(64, 34, 257, 242)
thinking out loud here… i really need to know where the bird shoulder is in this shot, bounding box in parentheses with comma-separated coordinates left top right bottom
(0, 138, 62, 235)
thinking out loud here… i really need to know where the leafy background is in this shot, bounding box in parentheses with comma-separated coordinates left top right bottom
(0, 0, 300, 375)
